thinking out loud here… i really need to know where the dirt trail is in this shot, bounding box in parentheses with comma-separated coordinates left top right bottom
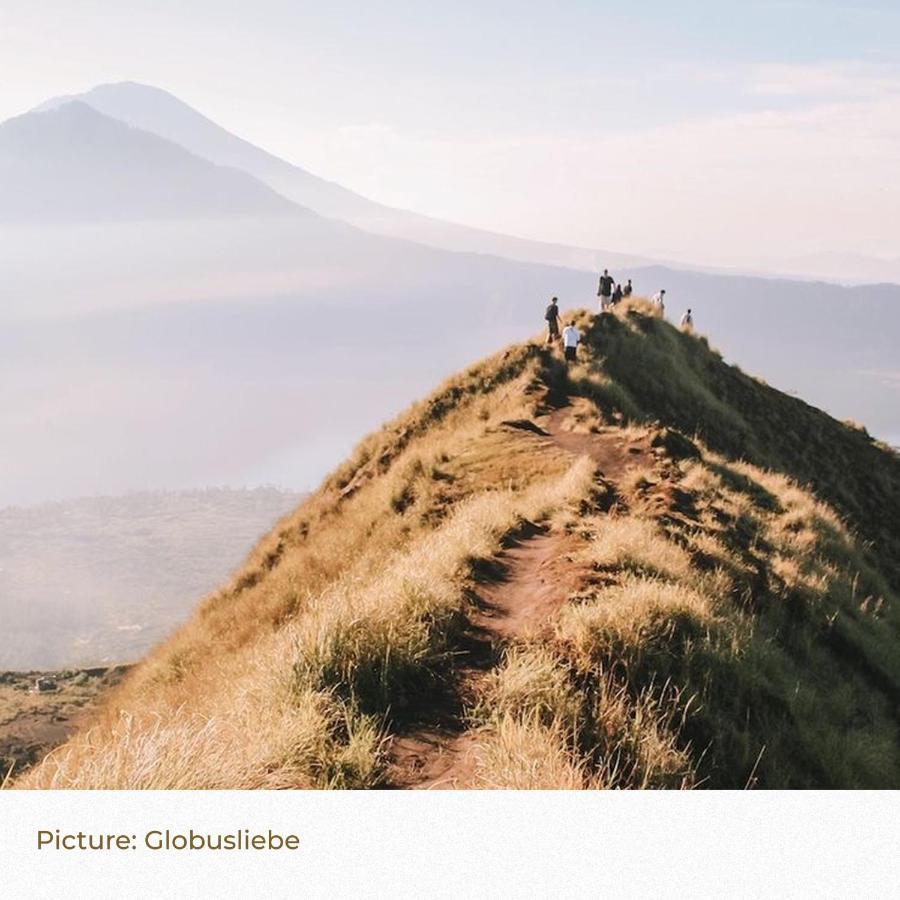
(386, 525, 577, 790)
(471, 525, 578, 640)
(386, 407, 652, 789)
(545, 409, 652, 481)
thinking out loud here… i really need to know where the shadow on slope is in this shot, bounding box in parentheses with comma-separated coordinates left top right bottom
(577, 307, 900, 589)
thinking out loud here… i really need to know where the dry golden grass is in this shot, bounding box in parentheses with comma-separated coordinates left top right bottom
(16, 310, 900, 790)
(20, 350, 595, 789)
(471, 642, 694, 789)
(469, 427, 897, 788)
(477, 644, 581, 732)
(581, 516, 694, 581)
(588, 678, 695, 789)
(471, 715, 588, 789)
(558, 575, 715, 669)
(617, 296, 662, 318)
(30, 637, 384, 789)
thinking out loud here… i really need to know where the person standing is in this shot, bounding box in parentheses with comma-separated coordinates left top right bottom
(652, 289, 666, 317)
(545, 296, 561, 343)
(680, 308, 694, 331)
(611, 282, 623, 306)
(622, 278, 633, 298)
(562, 321, 581, 364)
(597, 268, 615, 311)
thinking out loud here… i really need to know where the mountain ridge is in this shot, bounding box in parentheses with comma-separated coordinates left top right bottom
(36, 81, 900, 287)
(17, 301, 900, 789)
(0, 100, 306, 223)
(35, 81, 653, 271)
(3, 88, 900, 506)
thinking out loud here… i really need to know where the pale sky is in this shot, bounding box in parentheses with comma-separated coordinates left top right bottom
(2, 0, 899, 267)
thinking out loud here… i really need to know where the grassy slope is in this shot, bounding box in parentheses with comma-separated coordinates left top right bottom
(582, 306, 900, 590)
(18, 301, 900, 789)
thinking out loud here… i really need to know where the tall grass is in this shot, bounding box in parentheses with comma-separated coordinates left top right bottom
(20, 433, 594, 788)
(17, 304, 900, 789)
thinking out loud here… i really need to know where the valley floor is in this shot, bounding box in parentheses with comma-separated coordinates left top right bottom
(0, 667, 127, 783)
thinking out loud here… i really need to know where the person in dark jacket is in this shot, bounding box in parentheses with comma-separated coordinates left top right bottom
(611, 282, 623, 306)
(622, 278, 633, 298)
(545, 296, 561, 342)
(597, 269, 615, 310)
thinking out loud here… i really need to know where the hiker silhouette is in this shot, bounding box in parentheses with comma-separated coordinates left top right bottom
(544, 297, 561, 343)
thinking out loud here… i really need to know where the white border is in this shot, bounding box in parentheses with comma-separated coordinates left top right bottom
(2, 791, 897, 897)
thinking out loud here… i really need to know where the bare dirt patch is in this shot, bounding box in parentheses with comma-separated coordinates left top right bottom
(544, 409, 653, 482)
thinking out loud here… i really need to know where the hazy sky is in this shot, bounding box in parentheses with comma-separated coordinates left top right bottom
(2, 1, 899, 266)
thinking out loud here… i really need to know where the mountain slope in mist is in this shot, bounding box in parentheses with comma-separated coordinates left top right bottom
(3, 83, 899, 512)
(18, 302, 900, 790)
(48, 81, 900, 286)
(0, 101, 300, 223)
(39, 81, 650, 270)
(0, 91, 600, 504)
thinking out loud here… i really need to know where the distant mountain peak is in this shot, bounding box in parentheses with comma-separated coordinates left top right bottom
(32, 81, 653, 273)
(0, 100, 306, 223)
(36, 81, 191, 112)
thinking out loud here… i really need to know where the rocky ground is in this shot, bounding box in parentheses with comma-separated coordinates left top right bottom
(0, 666, 128, 784)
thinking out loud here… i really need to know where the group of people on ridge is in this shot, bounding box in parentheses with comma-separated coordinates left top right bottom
(543, 268, 694, 363)
(597, 269, 633, 310)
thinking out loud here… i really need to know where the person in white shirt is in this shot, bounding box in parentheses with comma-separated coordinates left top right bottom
(652, 289, 666, 317)
(680, 308, 693, 331)
(562, 322, 580, 363)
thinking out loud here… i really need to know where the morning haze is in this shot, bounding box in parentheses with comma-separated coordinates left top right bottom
(1, 3, 898, 672)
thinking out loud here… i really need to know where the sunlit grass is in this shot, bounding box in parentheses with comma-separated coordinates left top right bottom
(17, 308, 900, 790)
